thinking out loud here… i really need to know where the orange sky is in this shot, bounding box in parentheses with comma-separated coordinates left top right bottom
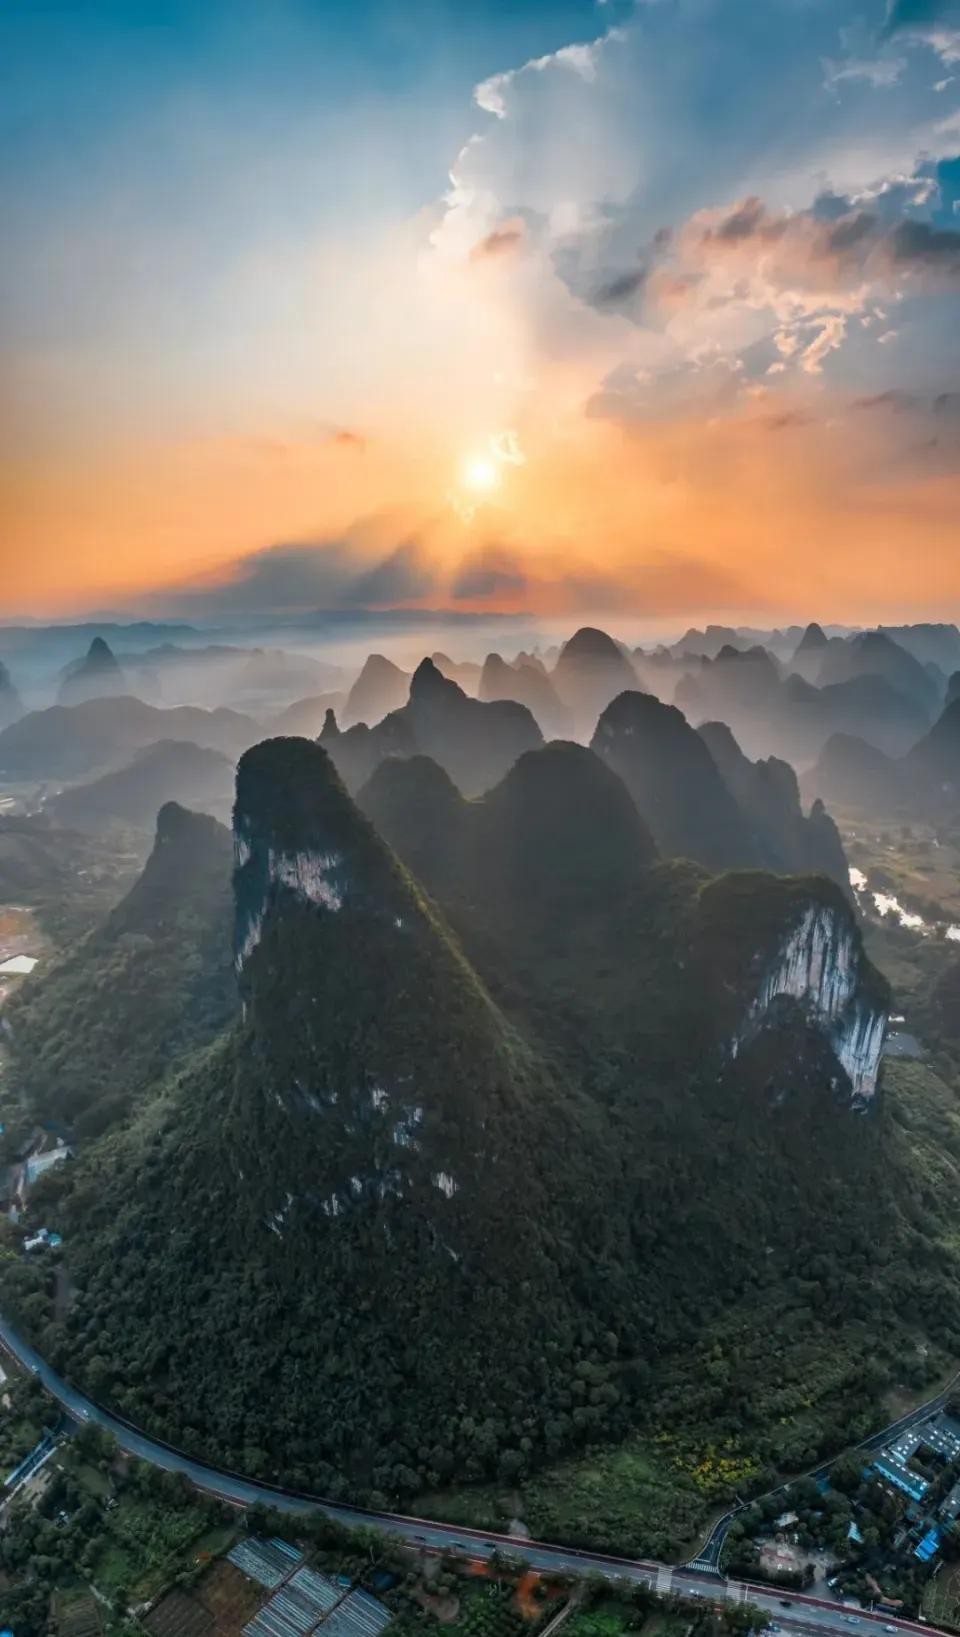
(4, 383, 958, 623)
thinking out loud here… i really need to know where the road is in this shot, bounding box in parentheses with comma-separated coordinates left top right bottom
(0, 1314, 951, 1637)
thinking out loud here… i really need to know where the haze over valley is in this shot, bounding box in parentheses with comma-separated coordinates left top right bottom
(4, 0, 960, 1632)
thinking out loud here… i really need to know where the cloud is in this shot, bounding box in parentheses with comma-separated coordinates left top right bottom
(147, 520, 445, 619)
(884, 0, 960, 57)
(345, 541, 434, 606)
(426, 0, 960, 445)
(156, 541, 361, 616)
(474, 36, 610, 119)
(469, 219, 526, 261)
(593, 265, 647, 304)
(824, 54, 906, 88)
(452, 547, 528, 601)
(889, 217, 960, 265)
(761, 408, 818, 431)
(489, 429, 526, 466)
(800, 315, 848, 373)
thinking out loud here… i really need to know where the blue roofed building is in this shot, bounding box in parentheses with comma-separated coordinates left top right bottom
(872, 1458, 928, 1502)
(914, 1527, 941, 1562)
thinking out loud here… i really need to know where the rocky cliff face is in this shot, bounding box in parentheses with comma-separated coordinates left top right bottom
(229, 736, 578, 1260)
(234, 825, 348, 974)
(733, 900, 887, 1106)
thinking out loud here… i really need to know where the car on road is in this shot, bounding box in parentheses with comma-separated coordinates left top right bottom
(779, 1600, 792, 1607)
(843, 1619, 860, 1626)
(884, 1627, 897, 1633)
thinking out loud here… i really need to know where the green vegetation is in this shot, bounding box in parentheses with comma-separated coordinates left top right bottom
(5, 735, 960, 1565)
(416, 1440, 709, 1561)
(0, 1429, 235, 1636)
(5, 803, 235, 1137)
(0, 1364, 59, 1474)
(0, 814, 144, 947)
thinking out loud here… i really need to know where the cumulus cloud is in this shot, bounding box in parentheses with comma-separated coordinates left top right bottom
(132, 0, 960, 626)
(425, 0, 960, 441)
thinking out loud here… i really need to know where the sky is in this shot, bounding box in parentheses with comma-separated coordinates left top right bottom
(2, 0, 960, 626)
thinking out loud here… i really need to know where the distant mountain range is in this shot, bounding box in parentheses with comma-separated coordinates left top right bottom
(3, 729, 911, 1509)
(5, 803, 235, 1140)
(6, 616, 960, 1530)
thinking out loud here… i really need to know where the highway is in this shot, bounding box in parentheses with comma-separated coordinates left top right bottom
(0, 1314, 951, 1637)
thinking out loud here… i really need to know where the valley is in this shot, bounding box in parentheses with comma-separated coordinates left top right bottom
(3, 618, 960, 1636)
(7, 0, 960, 1625)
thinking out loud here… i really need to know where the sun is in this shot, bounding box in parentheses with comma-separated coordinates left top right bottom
(461, 453, 501, 494)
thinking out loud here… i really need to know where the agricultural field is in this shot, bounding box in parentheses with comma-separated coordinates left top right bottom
(417, 1581, 539, 1637)
(844, 819, 960, 925)
(53, 1589, 102, 1637)
(144, 1587, 215, 1637)
(192, 1559, 266, 1637)
(922, 1563, 960, 1629)
(91, 1488, 236, 1603)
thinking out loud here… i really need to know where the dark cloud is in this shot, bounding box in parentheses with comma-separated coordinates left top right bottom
(826, 211, 877, 252)
(813, 190, 858, 222)
(149, 520, 442, 619)
(346, 542, 434, 606)
(674, 189, 960, 313)
(889, 219, 960, 270)
(851, 389, 919, 412)
(452, 548, 527, 600)
(711, 197, 780, 242)
(593, 265, 647, 304)
(469, 219, 525, 261)
(761, 409, 817, 431)
(848, 390, 960, 464)
(171, 541, 359, 615)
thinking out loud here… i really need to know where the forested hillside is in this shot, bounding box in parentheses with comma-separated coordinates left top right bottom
(4, 737, 958, 1531)
(5, 802, 235, 1137)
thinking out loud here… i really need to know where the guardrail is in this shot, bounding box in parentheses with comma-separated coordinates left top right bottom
(0, 1323, 955, 1637)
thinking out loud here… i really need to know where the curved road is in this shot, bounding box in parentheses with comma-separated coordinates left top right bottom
(694, 1377, 960, 1571)
(0, 1315, 950, 1637)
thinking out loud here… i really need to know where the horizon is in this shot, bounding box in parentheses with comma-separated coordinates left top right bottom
(3, 0, 960, 625)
